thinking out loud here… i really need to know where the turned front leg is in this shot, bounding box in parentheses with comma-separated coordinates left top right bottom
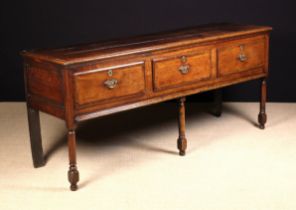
(258, 78, 267, 129)
(177, 97, 187, 156)
(67, 130, 79, 191)
(26, 106, 45, 168)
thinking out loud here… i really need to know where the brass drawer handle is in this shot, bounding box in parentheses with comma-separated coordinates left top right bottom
(238, 45, 248, 62)
(238, 53, 248, 62)
(179, 64, 190, 74)
(104, 78, 118, 89)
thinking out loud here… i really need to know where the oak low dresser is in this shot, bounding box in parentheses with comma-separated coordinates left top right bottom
(21, 23, 272, 191)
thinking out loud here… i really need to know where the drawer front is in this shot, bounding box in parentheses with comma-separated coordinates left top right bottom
(218, 37, 265, 76)
(74, 62, 146, 106)
(152, 50, 212, 91)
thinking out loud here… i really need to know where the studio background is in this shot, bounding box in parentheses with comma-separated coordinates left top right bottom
(0, 0, 295, 102)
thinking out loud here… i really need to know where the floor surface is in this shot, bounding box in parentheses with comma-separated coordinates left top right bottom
(0, 102, 296, 210)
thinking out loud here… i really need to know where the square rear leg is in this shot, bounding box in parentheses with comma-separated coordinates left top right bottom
(26, 106, 45, 168)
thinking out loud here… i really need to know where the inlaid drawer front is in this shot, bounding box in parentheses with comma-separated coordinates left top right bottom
(217, 37, 265, 76)
(152, 50, 212, 91)
(73, 62, 146, 106)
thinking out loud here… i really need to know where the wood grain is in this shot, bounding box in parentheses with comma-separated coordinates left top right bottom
(21, 23, 272, 65)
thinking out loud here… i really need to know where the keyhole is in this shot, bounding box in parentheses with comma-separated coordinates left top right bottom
(107, 70, 113, 77)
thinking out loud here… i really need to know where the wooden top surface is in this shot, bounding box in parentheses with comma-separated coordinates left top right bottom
(22, 23, 272, 65)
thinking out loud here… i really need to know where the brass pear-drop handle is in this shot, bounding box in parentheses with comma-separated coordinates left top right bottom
(179, 64, 190, 74)
(238, 45, 248, 62)
(238, 53, 248, 62)
(104, 78, 118, 89)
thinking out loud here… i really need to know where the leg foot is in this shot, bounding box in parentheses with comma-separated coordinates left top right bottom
(258, 113, 267, 129)
(26, 106, 45, 168)
(178, 137, 187, 156)
(68, 164, 79, 191)
(177, 97, 187, 156)
(258, 78, 267, 129)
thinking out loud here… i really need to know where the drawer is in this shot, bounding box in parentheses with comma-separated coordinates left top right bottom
(217, 37, 265, 76)
(152, 50, 212, 91)
(73, 62, 146, 106)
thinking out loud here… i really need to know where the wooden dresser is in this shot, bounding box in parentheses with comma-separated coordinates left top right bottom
(21, 23, 272, 191)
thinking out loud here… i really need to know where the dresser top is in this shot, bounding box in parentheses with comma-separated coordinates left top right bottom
(22, 23, 271, 65)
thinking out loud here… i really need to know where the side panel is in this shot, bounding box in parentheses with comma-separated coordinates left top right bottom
(24, 60, 65, 119)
